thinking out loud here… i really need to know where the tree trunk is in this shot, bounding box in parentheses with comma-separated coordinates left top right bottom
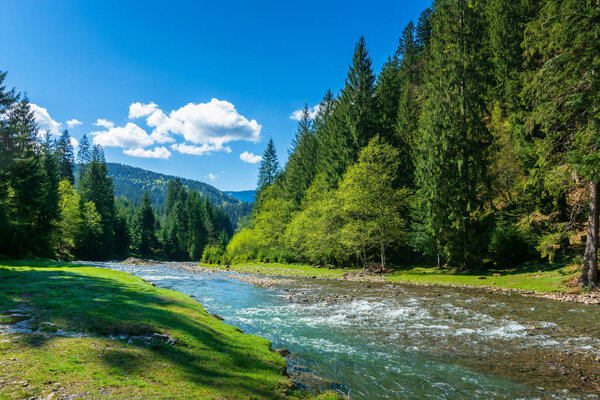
(580, 180, 599, 288)
(380, 244, 386, 269)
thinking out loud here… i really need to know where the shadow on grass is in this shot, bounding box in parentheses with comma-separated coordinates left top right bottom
(0, 262, 287, 399)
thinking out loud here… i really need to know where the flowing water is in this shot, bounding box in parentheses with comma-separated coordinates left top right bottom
(84, 261, 600, 399)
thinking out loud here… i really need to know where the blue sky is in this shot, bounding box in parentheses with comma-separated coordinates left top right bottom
(1, 0, 430, 191)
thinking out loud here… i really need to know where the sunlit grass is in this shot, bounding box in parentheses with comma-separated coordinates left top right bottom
(0, 260, 335, 399)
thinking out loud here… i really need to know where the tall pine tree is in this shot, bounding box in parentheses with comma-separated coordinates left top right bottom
(415, 0, 491, 269)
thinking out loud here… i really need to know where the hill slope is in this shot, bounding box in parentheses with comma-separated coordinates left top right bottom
(106, 163, 252, 227)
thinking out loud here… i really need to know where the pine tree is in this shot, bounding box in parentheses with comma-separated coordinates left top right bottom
(77, 133, 91, 182)
(283, 105, 318, 206)
(186, 190, 208, 260)
(0, 71, 19, 252)
(56, 129, 75, 184)
(257, 139, 280, 193)
(523, 0, 600, 287)
(415, 0, 491, 269)
(79, 145, 116, 258)
(134, 192, 157, 256)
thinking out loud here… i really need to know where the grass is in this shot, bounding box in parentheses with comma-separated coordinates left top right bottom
(206, 260, 580, 294)
(0, 260, 339, 400)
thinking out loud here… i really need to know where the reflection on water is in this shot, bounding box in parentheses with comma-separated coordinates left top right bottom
(83, 261, 600, 400)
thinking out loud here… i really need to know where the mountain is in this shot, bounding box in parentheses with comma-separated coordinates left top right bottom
(106, 163, 252, 227)
(225, 190, 255, 204)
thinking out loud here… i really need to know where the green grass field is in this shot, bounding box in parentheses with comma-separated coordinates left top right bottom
(0, 260, 338, 400)
(207, 260, 580, 294)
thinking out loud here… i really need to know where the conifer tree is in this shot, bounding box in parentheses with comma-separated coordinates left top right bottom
(284, 105, 318, 206)
(415, 0, 491, 269)
(77, 133, 91, 182)
(56, 129, 75, 184)
(523, 0, 600, 287)
(134, 191, 157, 256)
(257, 139, 280, 193)
(79, 145, 116, 258)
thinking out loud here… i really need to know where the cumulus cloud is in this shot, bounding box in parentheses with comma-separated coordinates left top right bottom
(134, 99, 261, 148)
(240, 151, 262, 164)
(170, 142, 231, 156)
(94, 118, 114, 129)
(70, 137, 79, 150)
(206, 173, 218, 182)
(30, 104, 62, 134)
(290, 104, 321, 121)
(86, 99, 261, 157)
(91, 122, 153, 149)
(66, 119, 82, 128)
(129, 102, 159, 119)
(123, 146, 171, 159)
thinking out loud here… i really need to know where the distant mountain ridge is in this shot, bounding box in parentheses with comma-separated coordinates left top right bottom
(225, 190, 255, 204)
(106, 163, 252, 227)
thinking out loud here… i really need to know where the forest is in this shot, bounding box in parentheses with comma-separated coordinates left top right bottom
(0, 82, 234, 262)
(225, 0, 600, 288)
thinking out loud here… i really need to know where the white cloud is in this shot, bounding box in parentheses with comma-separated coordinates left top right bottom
(94, 118, 114, 129)
(91, 122, 154, 149)
(240, 151, 262, 164)
(141, 99, 261, 147)
(70, 137, 79, 150)
(129, 102, 159, 119)
(290, 104, 321, 121)
(66, 119, 82, 128)
(30, 104, 62, 134)
(170, 142, 231, 156)
(206, 173, 218, 182)
(123, 146, 171, 159)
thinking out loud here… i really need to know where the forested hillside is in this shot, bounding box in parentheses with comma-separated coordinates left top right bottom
(106, 163, 252, 227)
(0, 80, 236, 261)
(226, 0, 600, 289)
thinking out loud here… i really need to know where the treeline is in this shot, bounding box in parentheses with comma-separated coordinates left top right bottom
(226, 0, 600, 287)
(106, 162, 252, 228)
(0, 72, 233, 261)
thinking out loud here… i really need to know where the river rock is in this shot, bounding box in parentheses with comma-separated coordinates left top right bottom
(274, 348, 291, 357)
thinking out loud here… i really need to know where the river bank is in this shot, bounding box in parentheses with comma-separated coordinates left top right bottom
(0, 260, 338, 400)
(184, 261, 600, 305)
(118, 259, 600, 398)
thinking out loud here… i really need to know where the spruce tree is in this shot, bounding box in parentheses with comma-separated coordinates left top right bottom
(257, 138, 280, 193)
(77, 133, 91, 182)
(415, 0, 491, 269)
(79, 145, 116, 258)
(134, 191, 157, 256)
(56, 129, 75, 184)
(283, 105, 318, 206)
(523, 0, 600, 287)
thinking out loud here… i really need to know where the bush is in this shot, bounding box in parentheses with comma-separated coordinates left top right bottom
(202, 245, 225, 264)
(489, 218, 537, 267)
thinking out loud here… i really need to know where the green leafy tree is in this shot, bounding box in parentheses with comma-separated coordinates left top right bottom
(337, 137, 409, 268)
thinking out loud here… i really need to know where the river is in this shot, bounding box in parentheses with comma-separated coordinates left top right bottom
(83, 261, 600, 399)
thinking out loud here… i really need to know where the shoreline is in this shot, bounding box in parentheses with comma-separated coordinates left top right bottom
(157, 260, 600, 305)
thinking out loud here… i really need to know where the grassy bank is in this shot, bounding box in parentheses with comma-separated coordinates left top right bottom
(0, 260, 336, 400)
(203, 260, 580, 294)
